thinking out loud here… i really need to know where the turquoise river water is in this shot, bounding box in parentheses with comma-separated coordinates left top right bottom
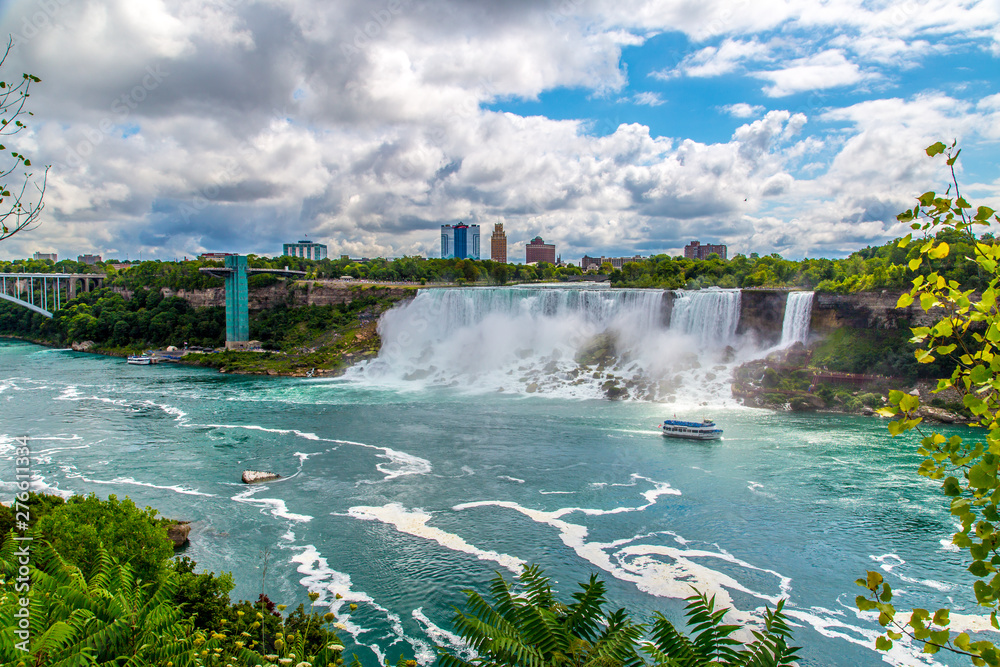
(0, 287, 986, 666)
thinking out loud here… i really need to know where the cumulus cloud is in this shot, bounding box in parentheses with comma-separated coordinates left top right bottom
(754, 49, 871, 97)
(652, 38, 769, 79)
(0, 0, 997, 263)
(721, 103, 765, 118)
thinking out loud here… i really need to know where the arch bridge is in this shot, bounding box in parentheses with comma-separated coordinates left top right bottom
(0, 273, 106, 318)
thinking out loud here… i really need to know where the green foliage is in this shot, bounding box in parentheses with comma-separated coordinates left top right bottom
(0, 541, 203, 666)
(171, 555, 235, 631)
(0, 492, 65, 534)
(441, 565, 798, 667)
(811, 327, 951, 381)
(441, 564, 645, 667)
(31, 493, 174, 584)
(858, 142, 1000, 663)
(643, 593, 799, 666)
(0, 493, 344, 667)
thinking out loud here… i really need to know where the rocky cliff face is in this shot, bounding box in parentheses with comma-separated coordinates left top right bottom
(736, 290, 786, 346)
(115, 281, 414, 309)
(810, 291, 937, 333)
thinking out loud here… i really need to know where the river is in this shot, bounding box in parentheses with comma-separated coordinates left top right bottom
(0, 286, 977, 666)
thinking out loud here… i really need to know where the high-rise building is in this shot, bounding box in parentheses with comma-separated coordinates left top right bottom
(579, 255, 645, 271)
(490, 223, 507, 263)
(283, 240, 328, 260)
(441, 223, 480, 259)
(32, 252, 57, 262)
(525, 236, 556, 264)
(684, 241, 727, 261)
(77, 254, 102, 265)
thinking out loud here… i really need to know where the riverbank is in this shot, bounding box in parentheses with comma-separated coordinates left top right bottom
(731, 342, 971, 424)
(0, 282, 415, 377)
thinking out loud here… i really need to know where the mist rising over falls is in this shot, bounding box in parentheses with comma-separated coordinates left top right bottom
(351, 286, 812, 404)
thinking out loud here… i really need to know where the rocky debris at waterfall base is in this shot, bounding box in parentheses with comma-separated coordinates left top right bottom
(732, 342, 975, 422)
(71, 340, 96, 352)
(575, 332, 618, 367)
(242, 470, 281, 484)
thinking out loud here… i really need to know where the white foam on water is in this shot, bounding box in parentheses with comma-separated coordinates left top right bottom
(63, 472, 216, 497)
(54, 385, 190, 424)
(871, 553, 952, 592)
(231, 485, 312, 522)
(291, 544, 436, 665)
(201, 426, 431, 482)
(412, 608, 476, 662)
(453, 498, 786, 633)
(499, 476, 525, 483)
(787, 607, 943, 667)
(540, 490, 576, 495)
(747, 481, 776, 499)
(939, 538, 959, 552)
(346, 503, 525, 573)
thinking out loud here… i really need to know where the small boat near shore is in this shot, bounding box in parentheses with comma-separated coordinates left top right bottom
(661, 418, 723, 440)
(127, 355, 152, 365)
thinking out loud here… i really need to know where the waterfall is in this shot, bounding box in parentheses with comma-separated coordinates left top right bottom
(779, 291, 814, 346)
(668, 289, 742, 347)
(349, 285, 755, 404)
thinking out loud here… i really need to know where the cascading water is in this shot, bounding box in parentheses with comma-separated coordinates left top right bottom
(668, 289, 742, 346)
(779, 291, 814, 347)
(350, 286, 760, 404)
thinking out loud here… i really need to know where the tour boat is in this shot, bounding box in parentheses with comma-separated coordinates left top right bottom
(661, 418, 723, 440)
(127, 355, 152, 365)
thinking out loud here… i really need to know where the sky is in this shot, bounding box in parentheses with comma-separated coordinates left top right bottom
(0, 0, 998, 264)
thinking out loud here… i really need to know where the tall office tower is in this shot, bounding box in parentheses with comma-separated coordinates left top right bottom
(490, 223, 507, 263)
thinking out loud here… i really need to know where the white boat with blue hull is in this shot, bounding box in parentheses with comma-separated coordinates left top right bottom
(127, 355, 152, 365)
(661, 418, 723, 440)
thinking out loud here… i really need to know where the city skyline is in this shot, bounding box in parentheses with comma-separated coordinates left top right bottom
(0, 0, 997, 262)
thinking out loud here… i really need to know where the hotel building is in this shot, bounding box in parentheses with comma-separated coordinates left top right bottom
(441, 223, 481, 259)
(283, 240, 328, 260)
(525, 236, 556, 264)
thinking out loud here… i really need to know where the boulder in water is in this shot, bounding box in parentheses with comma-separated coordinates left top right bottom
(574, 332, 617, 367)
(602, 379, 627, 400)
(242, 470, 280, 484)
(166, 522, 191, 548)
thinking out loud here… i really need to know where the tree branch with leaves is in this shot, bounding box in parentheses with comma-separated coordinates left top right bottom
(857, 140, 1000, 665)
(0, 36, 46, 243)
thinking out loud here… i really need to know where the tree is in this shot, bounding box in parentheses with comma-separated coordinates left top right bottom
(32, 493, 175, 583)
(490, 262, 512, 285)
(0, 38, 46, 242)
(857, 142, 1000, 664)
